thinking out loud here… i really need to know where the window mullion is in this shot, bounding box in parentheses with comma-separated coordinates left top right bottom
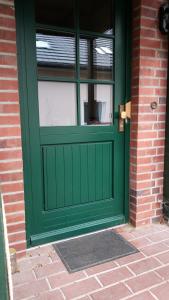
(75, 0, 81, 126)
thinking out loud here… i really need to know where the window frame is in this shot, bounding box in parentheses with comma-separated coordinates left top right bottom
(36, 0, 115, 126)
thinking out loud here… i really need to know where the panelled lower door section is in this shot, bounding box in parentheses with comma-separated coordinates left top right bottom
(43, 142, 113, 211)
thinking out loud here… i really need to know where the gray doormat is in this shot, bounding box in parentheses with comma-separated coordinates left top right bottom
(53, 230, 138, 273)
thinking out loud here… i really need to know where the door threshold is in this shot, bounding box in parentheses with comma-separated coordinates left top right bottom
(28, 215, 126, 248)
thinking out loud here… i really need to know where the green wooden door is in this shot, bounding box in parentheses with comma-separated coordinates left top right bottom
(16, 0, 130, 246)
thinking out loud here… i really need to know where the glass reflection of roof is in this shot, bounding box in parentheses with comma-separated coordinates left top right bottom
(36, 33, 113, 68)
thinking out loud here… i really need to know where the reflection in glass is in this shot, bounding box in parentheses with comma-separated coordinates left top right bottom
(35, 0, 74, 28)
(80, 37, 113, 80)
(38, 81, 76, 126)
(79, 0, 113, 34)
(80, 84, 113, 126)
(36, 32, 76, 78)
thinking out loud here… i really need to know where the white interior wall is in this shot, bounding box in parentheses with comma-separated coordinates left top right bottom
(38, 81, 76, 126)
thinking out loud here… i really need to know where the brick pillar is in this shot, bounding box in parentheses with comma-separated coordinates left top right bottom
(130, 0, 168, 226)
(0, 0, 26, 256)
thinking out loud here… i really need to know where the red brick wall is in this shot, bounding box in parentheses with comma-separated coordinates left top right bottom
(0, 0, 26, 257)
(0, 0, 168, 255)
(130, 0, 168, 226)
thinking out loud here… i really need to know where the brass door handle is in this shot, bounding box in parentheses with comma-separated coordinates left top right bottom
(119, 101, 131, 132)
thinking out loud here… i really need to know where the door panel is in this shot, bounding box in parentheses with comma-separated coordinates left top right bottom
(16, 0, 129, 246)
(43, 142, 113, 210)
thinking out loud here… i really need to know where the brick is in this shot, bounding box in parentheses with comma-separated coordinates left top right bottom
(156, 251, 169, 264)
(0, 80, 18, 90)
(0, 172, 23, 182)
(0, 4, 15, 16)
(0, 54, 17, 65)
(6, 213, 25, 224)
(85, 260, 117, 276)
(3, 192, 24, 204)
(13, 279, 49, 300)
(151, 282, 169, 300)
(126, 271, 162, 293)
(33, 290, 64, 300)
(98, 266, 133, 286)
(10, 241, 26, 252)
(48, 271, 86, 289)
(156, 265, 169, 280)
(18, 255, 51, 272)
(148, 231, 169, 242)
(5, 202, 24, 214)
(0, 104, 19, 114)
(1, 182, 23, 193)
(130, 236, 151, 248)
(0, 66, 17, 75)
(128, 257, 161, 275)
(141, 243, 169, 257)
(8, 231, 25, 243)
(12, 270, 35, 286)
(0, 116, 20, 125)
(0, 138, 22, 148)
(34, 260, 66, 278)
(7, 222, 25, 234)
(116, 252, 145, 266)
(0, 92, 18, 102)
(27, 245, 56, 258)
(91, 282, 131, 300)
(0, 16, 16, 28)
(61, 278, 101, 299)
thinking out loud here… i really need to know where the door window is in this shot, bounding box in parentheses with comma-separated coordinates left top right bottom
(35, 0, 75, 28)
(38, 82, 76, 126)
(36, 32, 76, 78)
(35, 0, 114, 127)
(80, 84, 112, 125)
(80, 37, 113, 80)
(79, 0, 113, 34)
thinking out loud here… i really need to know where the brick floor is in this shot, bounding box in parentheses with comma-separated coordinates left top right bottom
(12, 223, 169, 299)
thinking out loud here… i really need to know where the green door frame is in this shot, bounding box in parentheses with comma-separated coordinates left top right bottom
(0, 193, 10, 300)
(15, 0, 131, 247)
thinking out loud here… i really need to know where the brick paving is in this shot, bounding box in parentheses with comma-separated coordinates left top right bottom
(12, 223, 169, 300)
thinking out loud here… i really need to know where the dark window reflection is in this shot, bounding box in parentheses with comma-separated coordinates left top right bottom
(36, 32, 76, 78)
(79, 0, 113, 34)
(80, 84, 113, 126)
(35, 0, 74, 28)
(80, 37, 113, 80)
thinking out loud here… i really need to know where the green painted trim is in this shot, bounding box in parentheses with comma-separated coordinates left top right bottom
(36, 22, 115, 39)
(0, 194, 10, 300)
(15, 0, 33, 245)
(38, 76, 115, 85)
(30, 214, 125, 246)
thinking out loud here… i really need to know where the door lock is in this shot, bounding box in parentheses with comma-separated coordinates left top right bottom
(119, 101, 131, 132)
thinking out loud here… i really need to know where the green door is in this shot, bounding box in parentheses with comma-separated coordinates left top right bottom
(16, 0, 130, 246)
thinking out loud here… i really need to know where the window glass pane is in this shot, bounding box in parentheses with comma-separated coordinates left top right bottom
(36, 32, 76, 78)
(35, 0, 74, 28)
(80, 84, 113, 126)
(80, 37, 113, 80)
(38, 82, 76, 126)
(79, 0, 113, 35)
